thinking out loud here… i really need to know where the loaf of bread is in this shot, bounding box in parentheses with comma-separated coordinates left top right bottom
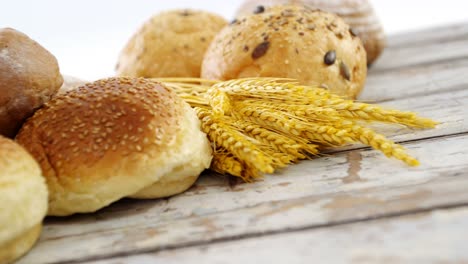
(202, 5, 367, 99)
(116, 9, 228, 78)
(235, 0, 385, 65)
(16, 77, 212, 216)
(0, 28, 63, 138)
(0, 136, 48, 264)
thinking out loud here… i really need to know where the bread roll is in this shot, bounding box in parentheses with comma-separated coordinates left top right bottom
(16, 77, 212, 216)
(0, 136, 48, 264)
(116, 9, 228, 78)
(235, 0, 385, 65)
(0, 28, 63, 138)
(202, 5, 367, 99)
(57, 75, 87, 95)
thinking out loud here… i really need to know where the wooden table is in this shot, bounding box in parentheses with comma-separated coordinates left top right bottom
(18, 23, 468, 264)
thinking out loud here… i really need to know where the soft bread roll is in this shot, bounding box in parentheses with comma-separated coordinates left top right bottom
(57, 75, 87, 95)
(0, 136, 48, 264)
(201, 5, 367, 99)
(116, 9, 228, 78)
(16, 77, 212, 216)
(235, 0, 385, 65)
(0, 28, 63, 138)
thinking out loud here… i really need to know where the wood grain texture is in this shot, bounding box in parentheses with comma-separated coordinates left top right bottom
(362, 58, 468, 102)
(385, 23, 468, 49)
(87, 207, 468, 264)
(19, 134, 468, 264)
(371, 38, 468, 72)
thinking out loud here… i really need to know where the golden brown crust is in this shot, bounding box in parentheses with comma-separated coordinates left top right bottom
(0, 28, 63, 138)
(116, 9, 228, 78)
(202, 5, 367, 99)
(16, 77, 211, 216)
(17, 77, 182, 180)
(235, 0, 385, 64)
(0, 224, 42, 264)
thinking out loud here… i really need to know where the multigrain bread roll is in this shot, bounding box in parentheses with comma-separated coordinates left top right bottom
(0, 28, 63, 138)
(235, 0, 385, 65)
(116, 9, 228, 78)
(0, 136, 48, 264)
(202, 5, 367, 99)
(16, 77, 212, 216)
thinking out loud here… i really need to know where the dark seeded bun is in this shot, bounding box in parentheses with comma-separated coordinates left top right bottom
(16, 77, 212, 216)
(0, 136, 47, 264)
(0, 28, 63, 138)
(235, 0, 385, 65)
(202, 5, 367, 99)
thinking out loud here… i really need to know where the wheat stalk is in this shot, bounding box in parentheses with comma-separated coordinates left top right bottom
(156, 77, 437, 180)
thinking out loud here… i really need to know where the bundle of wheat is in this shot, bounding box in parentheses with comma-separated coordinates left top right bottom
(155, 78, 437, 182)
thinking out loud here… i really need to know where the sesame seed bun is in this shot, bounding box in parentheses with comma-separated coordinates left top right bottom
(0, 136, 47, 264)
(0, 28, 63, 138)
(201, 5, 367, 99)
(16, 77, 212, 216)
(235, 0, 385, 65)
(116, 9, 228, 78)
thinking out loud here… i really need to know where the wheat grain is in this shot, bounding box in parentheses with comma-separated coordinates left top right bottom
(332, 101, 438, 128)
(211, 152, 243, 177)
(236, 105, 354, 145)
(207, 87, 231, 118)
(234, 120, 318, 158)
(347, 123, 419, 166)
(196, 108, 275, 174)
(238, 100, 341, 122)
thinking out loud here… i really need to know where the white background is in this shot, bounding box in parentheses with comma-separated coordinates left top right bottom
(2, 0, 467, 80)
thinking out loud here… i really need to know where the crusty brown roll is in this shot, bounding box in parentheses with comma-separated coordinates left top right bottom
(0, 136, 48, 264)
(16, 77, 212, 216)
(0, 28, 63, 138)
(202, 5, 367, 99)
(235, 0, 385, 65)
(116, 9, 228, 78)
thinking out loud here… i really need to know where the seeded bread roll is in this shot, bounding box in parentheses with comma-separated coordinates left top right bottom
(16, 77, 212, 216)
(235, 0, 385, 65)
(202, 5, 367, 99)
(0, 136, 48, 264)
(116, 9, 228, 78)
(0, 28, 63, 138)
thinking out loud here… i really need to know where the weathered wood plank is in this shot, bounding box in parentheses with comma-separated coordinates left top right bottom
(371, 37, 468, 72)
(30, 88, 467, 242)
(361, 24, 468, 101)
(385, 23, 468, 49)
(369, 22, 468, 72)
(361, 58, 468, 102)
(19, 134, 468, 264)
(87, 207, 468, 264)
